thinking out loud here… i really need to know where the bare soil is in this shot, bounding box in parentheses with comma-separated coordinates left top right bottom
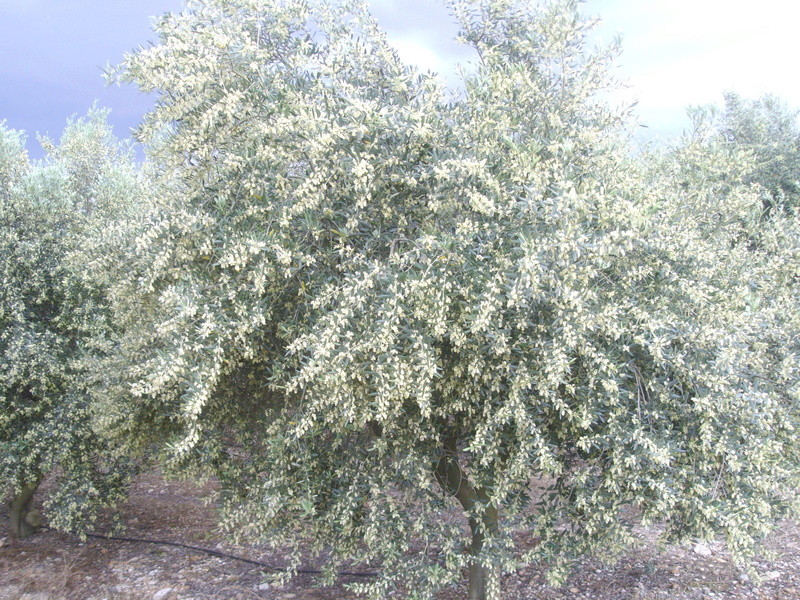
(1, 472, 798, 600)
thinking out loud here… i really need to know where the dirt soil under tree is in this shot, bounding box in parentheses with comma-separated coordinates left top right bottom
(1, 472, 798, 600)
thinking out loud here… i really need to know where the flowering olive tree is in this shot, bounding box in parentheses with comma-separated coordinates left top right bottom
(715, 93, 800, 212)
(103, 0, 799, 598)
(0, 110, 142, 537)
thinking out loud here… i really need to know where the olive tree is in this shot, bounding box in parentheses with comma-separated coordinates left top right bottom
(717, 93, 800, 212)
(103, 0, 799, 598)
(0, 110, 141, 537)
(678, 93, 800, 215)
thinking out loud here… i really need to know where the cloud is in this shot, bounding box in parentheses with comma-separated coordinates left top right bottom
(388, 35, 449, 74)
(590, 0, 800, 134)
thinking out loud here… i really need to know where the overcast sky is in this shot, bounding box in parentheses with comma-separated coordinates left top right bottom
(2, 0, 798, 159)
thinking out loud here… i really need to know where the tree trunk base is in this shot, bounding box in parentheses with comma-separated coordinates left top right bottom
(9, 482, 41, 538)
(468, 562, 489, 600)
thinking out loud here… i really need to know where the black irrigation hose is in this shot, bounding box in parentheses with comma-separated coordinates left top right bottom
(41, 526, 378, 578)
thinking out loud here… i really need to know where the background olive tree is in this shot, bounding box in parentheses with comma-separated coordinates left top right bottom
(715, 93, 800, 213)
(95, 1, 800, 598)
(0, 109, 143, 537)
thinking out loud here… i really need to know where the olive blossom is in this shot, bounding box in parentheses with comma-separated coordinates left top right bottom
(104, 1, 799, 599)
(0, 110, 142, 537)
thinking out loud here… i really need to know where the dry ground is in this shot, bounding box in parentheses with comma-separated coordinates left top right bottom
(1, 472, 798, 600)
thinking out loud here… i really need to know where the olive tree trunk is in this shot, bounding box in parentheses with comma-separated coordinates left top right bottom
(9, 480, 41, 538)
(435, 434, 500, 600)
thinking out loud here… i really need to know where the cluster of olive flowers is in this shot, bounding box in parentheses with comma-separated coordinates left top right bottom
(0, 110, 145, 536)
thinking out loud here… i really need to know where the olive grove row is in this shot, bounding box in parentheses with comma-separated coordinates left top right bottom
(1, 1, 798, 599)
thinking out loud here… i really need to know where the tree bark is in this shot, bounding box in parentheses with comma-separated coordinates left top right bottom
(9, 480, 41, 538)
(435, 434, 500, 600)
(465, 504, 499, 600)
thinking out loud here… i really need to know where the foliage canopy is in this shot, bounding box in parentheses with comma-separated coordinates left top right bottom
(97, 0, 800, 597)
